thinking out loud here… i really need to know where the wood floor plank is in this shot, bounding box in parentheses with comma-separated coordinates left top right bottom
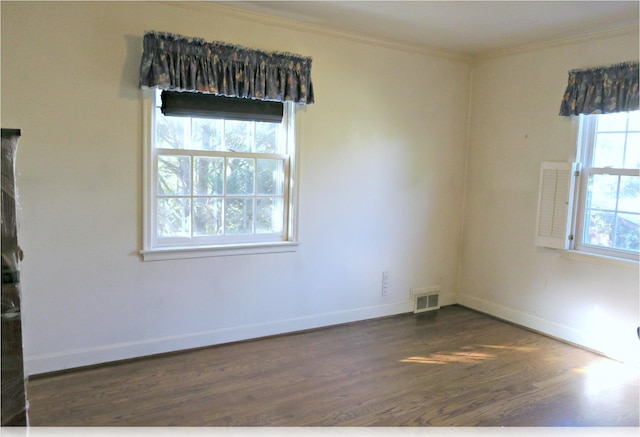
(25, 305, 639, 426)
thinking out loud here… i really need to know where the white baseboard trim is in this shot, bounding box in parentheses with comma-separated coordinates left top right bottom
(457, 293, 582, 341)
(457, 293, 638, 365)
(36, 290, 618, 376)
(438, 292, 457, 308)
(25, 300, 414, 376)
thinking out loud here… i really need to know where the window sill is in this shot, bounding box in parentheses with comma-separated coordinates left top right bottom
(140, 241, 300, 261)
(560, 250, 639, 268)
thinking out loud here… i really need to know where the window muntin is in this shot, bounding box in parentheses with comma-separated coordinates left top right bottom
(575, 111, 640, 260)
(147, 90, 295, 251)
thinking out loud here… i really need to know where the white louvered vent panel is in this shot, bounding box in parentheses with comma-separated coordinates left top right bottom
(535, 162, 577, 250)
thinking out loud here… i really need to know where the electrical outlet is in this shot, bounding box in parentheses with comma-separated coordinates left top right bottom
(382, 271, 389, 296)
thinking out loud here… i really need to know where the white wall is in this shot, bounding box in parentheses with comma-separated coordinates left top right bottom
(1, 2, 469, 374)
(460, 31, 640, 364)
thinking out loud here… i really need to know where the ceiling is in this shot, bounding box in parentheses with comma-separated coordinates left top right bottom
(220, 1, 639, 57)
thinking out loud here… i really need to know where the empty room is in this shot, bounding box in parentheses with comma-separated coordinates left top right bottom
(1, 0, 638, 429)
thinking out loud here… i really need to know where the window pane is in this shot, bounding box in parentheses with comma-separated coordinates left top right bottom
(257, 159, 284, 195)
(614, 213, 640, 251)
(194, 157, 224, 195)
(193, 198, 223, 236)
(627, 111, 640, 131)
(584, 210, 614, 248)
(192, 118, 224, 151)
(587, 174, 618, 211)
(156, 110, 187, 149)
(255, 122, 279, 153)
(225, 198, 254, 234)
(618, 175, 640, 214)
(256, 197, 284, 233)
(224, 120, 252, 152)
(596, 112, 628, 132)
(583, 173, 640, 253)
(624, 132, 640, 169)
(226, 158, 255, 195)
(157, 198, 191, 237)
(158, 156, 191, 195)
(592, 133, 625, 167)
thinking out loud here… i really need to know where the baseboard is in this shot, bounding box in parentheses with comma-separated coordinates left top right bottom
(457, 292, 582, 338)
(457, 293, 640, 365)
(25, 300, 414, 376)
(438, 292, 457, 308)
(35, 289, 614, 376)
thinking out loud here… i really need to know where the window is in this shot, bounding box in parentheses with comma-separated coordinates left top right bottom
(141, 90, 299, 260)
(574, 111, 640, 261)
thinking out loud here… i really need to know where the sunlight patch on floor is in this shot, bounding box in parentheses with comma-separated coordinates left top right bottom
(479, 344, 538, 352)
(400, 343, 538, 365)
(401, 351, 496, 364)
(572, 358, 640, 398)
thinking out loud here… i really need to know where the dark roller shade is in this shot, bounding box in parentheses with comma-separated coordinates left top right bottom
(161, 91, 283, 123)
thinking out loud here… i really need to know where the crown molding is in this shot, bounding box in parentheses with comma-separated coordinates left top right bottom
(153, 2, 637, 65)
(158, 1, 473, 63)
(474, 24, 640, 63)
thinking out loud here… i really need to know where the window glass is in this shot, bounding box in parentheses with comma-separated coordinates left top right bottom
(256, 197, 284, 233)
(224, 120, 253, 153)
(192, 118, 224, 151)
(193, 198, 223, 237)
(257, 159, 284, 195)
(595, 112, 628, 132)
(624, 133, 640, 168)
(593, 133, 626, 167)
(255, 122, 279, 153)
(156, 108, 186, 149)
(158, 198, 191, 238)
(158, 156, 191, 195)
(194, 157, 224, 196)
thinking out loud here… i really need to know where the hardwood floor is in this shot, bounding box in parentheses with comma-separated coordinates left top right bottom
(26, 305, 639, 427)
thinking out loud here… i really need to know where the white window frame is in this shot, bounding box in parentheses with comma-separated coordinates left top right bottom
(571, 112, 639, 262)
(140, 89, 300, 261)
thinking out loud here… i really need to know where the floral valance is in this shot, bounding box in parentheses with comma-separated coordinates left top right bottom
(139, 31, 314, 104)
(559, 61, 638, 116)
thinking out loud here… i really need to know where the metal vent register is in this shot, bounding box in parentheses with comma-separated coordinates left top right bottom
(412, 287, 440, 314)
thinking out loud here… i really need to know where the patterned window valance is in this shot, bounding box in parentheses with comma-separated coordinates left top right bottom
(559, 61, 638, 116)
(139, 31, 314, 105)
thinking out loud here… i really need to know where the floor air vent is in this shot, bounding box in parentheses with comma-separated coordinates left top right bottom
(412, 286, 441, 314)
